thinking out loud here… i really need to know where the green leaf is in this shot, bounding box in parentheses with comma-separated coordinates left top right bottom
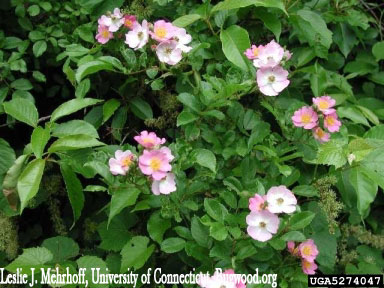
(204, 198, 228, 223)
(289, 211, 315, 230)
(173, 14, 202, 27)
(220, 25, 251, 71)
(31, 126, 50, 159)
(372, 41, 384, 61)
(17, 159, 46, 212)
(317, 139, 348, 169)
(161, 237, 186, 253)
(177, 111, 199, 126)
(6, 248, 53, 274)
(191, 216, 211, 248)
(3, 98, 38, 127)
(177, 92, 202, 112)
(10, 78, 33, 90)
(48, 135, 104, 152)
(60, 163, 84, 226)
(77, 256, 108, 288)
(32, 71, 46, 82)
(333, 23, 357, 58)
(51, 98, 102, 122)
(2, 155, 28, 193)
(75, 60, 114, 83)
(42, 236, 79, 263)
(33, 40, 47, 57)
(75, 79, 91, 98)
(194, 148, 216, 173)
(102, 99, 120, 124)
(0, 139, 16, 175)
(255, 8, 282, 41)
(338, 106, 370, 127)
(349, 167, 378, 217)
(109, 185, 140, 225)
(209, 222, 228, 241)
(52, 120, 99, 139)
(28, 4, 40, 16)
(147, 211, 171, 243)
(292, 185, 319, 197)
(212, 0, 287, 15)
(120, 236, 155, 271)
(129, 97, 153, 120)
(281, 231, 306, 241)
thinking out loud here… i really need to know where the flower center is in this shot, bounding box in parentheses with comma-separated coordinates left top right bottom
(318, 100, 329, 110)
(150, 158, 161, 171)
(316, 128, 325, 138)
(326, 117, 335, 126)
(302, 246, 312, 256)
(101, 30, 110, 38)
(125, 19, 133, 27)
(259, 221, 266, 228)
(155, 27, 167, 39)
(268, 75, 275, 82)
(277, 198, 284, 205)
(303, 260, 311, 269)
(143, 138, 154, 144)
(220, 286, 226, 288)
(301, 114, 312, 124)
(253, 48, 259, 57)
(121, 156, 132, 168)
(137, 31, 143, 39)
(165, 48, 173, 54)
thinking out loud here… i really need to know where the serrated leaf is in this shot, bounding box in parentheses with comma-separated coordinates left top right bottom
(317, 139, 348, 169)
(177, 111, 198, 126)
(17, 159, 45, 212)
(31, 126, 50, 158)
(52, 120, 99, 139)
(42, 236, 79, 263)
(194, 148, 216, 172)
(173, 14, 202, 27)
(77, 256, 108, 288)
(75, 60, 114, 83)
(6, 247, 52, 274)
(50, 98, 102, 122)
(48, 134, 104, 152)
(120, 236, 155, 271)
(204, 198, 228, 223)
(33, 40, 47, 57)
(212, 0, 287, 15)
(147, 211, 171, 243)
(3, 98, 38, 127)
(109, 185, 140, 225)
(102, 99, 120, 124)
(161, 237, 186, 253)
(129, 97, 153, 120)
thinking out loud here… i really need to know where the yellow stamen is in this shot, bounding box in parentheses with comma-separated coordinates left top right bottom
(316, 128, 325, 138)
(253, 48, 259, 57)
(318, 100, 329, 110)
(326, 117, 335, 126)
(301, 114, 312, 124)
(101, 30, 109, 38)
(303, 260, 311, 269)
(302, 245, 312, 256)
(150, 158, 161, 171)
(125, 20, 132, 27)
(155, 27, 167, 39)
(260, 222, 266, 228)
(121, 156, 132, 167)
(143, 138, 154, 144)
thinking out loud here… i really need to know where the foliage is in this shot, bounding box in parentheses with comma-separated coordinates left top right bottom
(1, 0, 384, 287)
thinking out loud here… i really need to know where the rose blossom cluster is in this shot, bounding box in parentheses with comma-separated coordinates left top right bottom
(198, 269, 245, 288)
(287, 239, 319, 275)
(244, 40, 291, 96)
(95, 8, 192, 65)
(108, 131, 177, 195)
(292, 96, 341, 143)
(246, 185, 297, 242)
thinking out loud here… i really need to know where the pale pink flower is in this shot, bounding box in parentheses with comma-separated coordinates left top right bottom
(324, 112, 341, 133)
(123, 15, 137, 29)
(291, 106, 318, 129)
(98, 8, 124, 32)
(156, 40, 182, 65)
(151, 173, 176, 195)
(249, 194, 265, 212)
(173, 27, 192, 52)
(266, 185, 297, 214)
(283, 49, 292, 61)
(253, 40, 284, 68)
(223, 270, 246, 288)
(95, 25, 114, 44)
(108, 150, 136, 176)
(244, 44, 263, 60)
(298, 239, 319, 262)
(125, 20, 149, 50)
(158, 146, 174, 162)
(150, 20, 176, 42)
(138, 149, 172, 180)
(246, 210, 280, 242)
(302, 259, 318, 275)
(313, 127, 330, 143)
(198, 271, 237, 288)
(287, 241, 299, 256)
(313, 96, 336, 115)
(134, 130, 166, 149)
(257, 66, 290, 96)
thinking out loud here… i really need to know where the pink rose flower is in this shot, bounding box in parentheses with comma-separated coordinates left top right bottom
(324, 112, 342, 133)
(287, 241, 300, 256)
(313, 127, 330, 143)
(173, 27, 192, 53)
(302, 259, 318, 275)
(95, 25, 113, 44)
(156, 40, 183, 65)
(249, 194, 265, 212)
(138, 149, 173, 180)
(123, 15, 137, 29)
(134, 130, 166, 149)
(253, 40, 284, 68)
(266, 185, 297, 214)
(98, 8, 124, 32)
(108, 150, 136, 176)
(244, 44, 264, 60)
(150, 20, 177, 42)
(125, 20, 149, 50)
(246, 210, 280, 242)
(223, 270, 246, 288)
(298, 239, 319, 262)
(151, 173, 176, 195)
(256, 66, 290, 96)
(291, 106, 318, 129)
(312, 96, 336, 115)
